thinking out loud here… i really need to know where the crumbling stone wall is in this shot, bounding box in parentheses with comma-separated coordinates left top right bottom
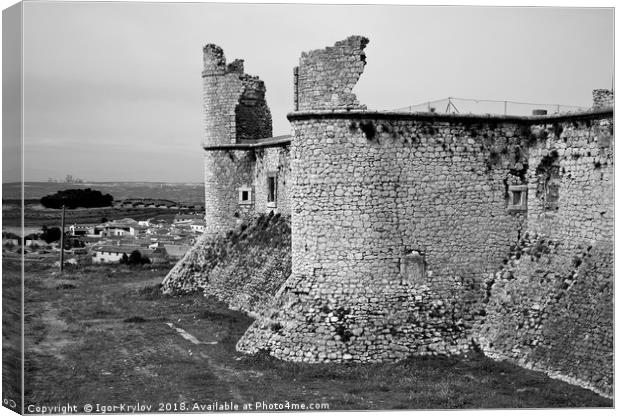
(203, 147, 290, 236)
(592, 89, 614, 109)
(162, 212, 291, 316)
(238, 114, 532, 362)
(202, 44, 284, 237)
(295, 35, 369, 111)
(177, 36, 614, 398)
(253, 147, 291, 215)
(236, 37, 614, 398)
(478, 115, 614, 398)
(237, 111, 613, 400)
(202, 44, 272, 146)
(203, 150, 254, 235)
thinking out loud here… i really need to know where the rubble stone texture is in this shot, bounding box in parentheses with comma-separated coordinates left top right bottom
(295, 35, 369, 111)
(162, 212, 291, 316)
(201, 44, 282, 236)
(166, 37, 614, 399)
(593, 89, 614, 109)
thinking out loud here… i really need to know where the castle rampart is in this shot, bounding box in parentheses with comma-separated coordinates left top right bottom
(237, 37, 614, 397)
(167, 36, 614, 398)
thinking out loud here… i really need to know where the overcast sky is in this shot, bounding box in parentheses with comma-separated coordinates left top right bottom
(9, 2, 615, 182)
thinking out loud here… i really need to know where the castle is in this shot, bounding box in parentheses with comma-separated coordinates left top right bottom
(164, 36, 614, 398)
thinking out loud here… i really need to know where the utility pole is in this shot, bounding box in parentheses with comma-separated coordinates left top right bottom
(59, 204, 65, 272)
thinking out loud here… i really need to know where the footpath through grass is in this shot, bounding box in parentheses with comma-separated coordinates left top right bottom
(17, 258, 611, 412)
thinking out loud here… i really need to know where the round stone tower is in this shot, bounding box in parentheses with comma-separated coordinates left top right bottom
(201, 44, 272, 236)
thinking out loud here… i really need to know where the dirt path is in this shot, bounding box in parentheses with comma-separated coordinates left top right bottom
(163, 320, 251, 403)
(29, 301, 73, 360)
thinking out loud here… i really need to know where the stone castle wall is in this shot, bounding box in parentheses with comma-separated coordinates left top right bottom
(593, 89, 614, 109)
(169, 36, 614, 398)
(237, 110, 613, 398)
(203, 150, 254, 235)
(237, 37, 614, 397)
(201, 43, 280, 236)
(478, 115, 614, 397)
(238, 114, 532, 361)
(202, 44, 272, 146)
(253, 146, 291, 215)
(203, 147, 290, 236)
(295, 36, 369, 111)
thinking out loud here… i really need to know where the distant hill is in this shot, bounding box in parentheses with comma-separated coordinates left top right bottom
(2, 182, 205, 206)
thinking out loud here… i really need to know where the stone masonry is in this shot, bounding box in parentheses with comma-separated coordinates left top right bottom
(201, 44, 288, 236)
(294, 35, 369, 111)
(165, 36, 614, 399)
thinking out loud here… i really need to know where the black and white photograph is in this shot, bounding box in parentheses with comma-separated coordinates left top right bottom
(1, 0, 615, 413)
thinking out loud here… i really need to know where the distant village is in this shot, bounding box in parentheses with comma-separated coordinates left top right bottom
(2, 198, 206, 266)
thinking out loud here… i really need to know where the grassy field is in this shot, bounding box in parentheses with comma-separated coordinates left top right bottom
(2, 204, 182, 229)
(2, 260, 22, 413)
(14, 258, 612, 412)
(3, 182, 204, 205)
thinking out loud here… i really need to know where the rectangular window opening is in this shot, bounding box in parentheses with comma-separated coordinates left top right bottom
(267, 175, 277, 205)
(508, 184, 528, 212)
(238, 186, 253, 205)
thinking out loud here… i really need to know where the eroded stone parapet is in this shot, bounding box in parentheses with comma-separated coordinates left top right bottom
(295, 35, 369, 111)
(592, 89, 614, 109)
(202, 44, 272, 147)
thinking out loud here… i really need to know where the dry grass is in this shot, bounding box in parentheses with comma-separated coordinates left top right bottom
(13, 257, 612, 411)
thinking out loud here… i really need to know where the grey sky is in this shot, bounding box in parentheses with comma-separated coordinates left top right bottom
(12, 2, 615, 182)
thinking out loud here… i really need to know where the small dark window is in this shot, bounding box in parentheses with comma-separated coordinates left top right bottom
(267, 175, 277, 204)
(241, 190, 249, 201)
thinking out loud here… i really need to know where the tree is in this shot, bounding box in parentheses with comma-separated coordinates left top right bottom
(41, 227, 62, 244)
(40, 188, 113, 209)
(127, 250, 151, 265)
(120, 253, 129, 264)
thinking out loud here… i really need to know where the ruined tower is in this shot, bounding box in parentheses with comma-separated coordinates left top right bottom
(201, 44, 274, 235)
